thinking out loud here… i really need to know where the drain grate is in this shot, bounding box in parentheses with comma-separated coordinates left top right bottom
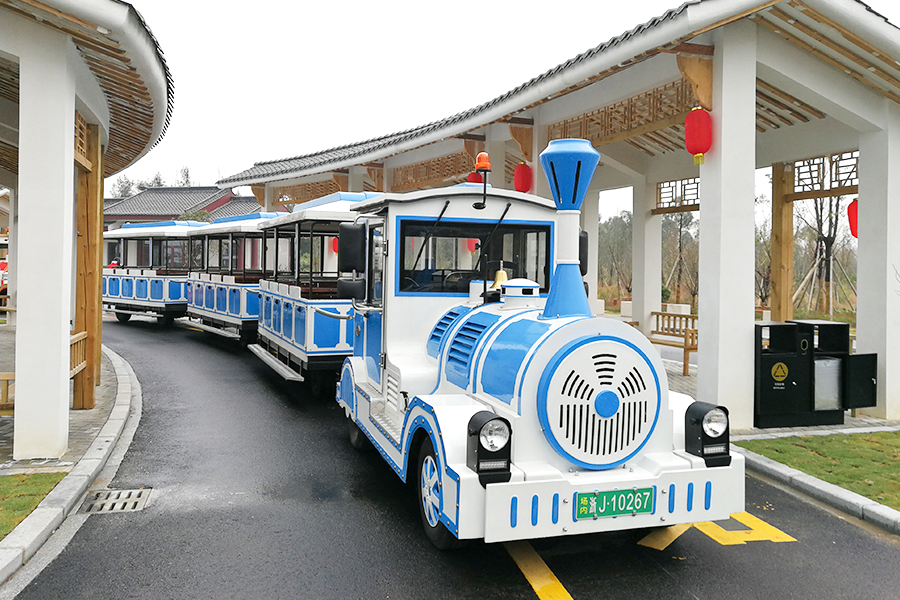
(81, 488, 152, 514)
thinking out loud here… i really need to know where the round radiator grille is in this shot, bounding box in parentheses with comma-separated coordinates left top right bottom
(537, 336, 661, 470)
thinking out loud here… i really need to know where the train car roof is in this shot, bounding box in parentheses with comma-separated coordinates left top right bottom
(351, 183, 556, 214)
(259, 191, 380, 230)
(104, 220, 208, 239)
(186, 212, 279, 236)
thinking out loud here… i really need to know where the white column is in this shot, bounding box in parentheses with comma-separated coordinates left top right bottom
(485, 139, 507, 189)
(348, 166, 366, 193)
(14, 31, 76, 458)
(263, 184, 274, 212)
(632, 178, 661, 334)
(697, 21, 758, 429)
(581, 191, 601, 314)
(857, 100, 900, 420)
(7, 188, 16, 327)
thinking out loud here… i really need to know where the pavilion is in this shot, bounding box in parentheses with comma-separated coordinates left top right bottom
(220, 0, 900, 428)
(0, 0, 172, 458)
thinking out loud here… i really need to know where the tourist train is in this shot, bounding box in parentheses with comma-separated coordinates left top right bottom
(105, 140, 745, 548)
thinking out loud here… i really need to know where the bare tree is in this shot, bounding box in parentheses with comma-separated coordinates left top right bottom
(176, 166, 192, 187)
(597, 211, 633, 297)
(110, 175, 135, 198)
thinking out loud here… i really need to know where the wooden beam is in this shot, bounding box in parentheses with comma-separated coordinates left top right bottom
(463, 139, 485, 162)
(333, 173, 349, 192)
(650, 204, 701, 215)
(509, 124, 533, 162)
(503, 117, 534, 126)
(663, 43, 715, 57)
(771, 162, 794, 322)
(88, 124, 103, 389)
(593, 112, 690, 148)
(74, 152, 92, 172)
(677, 55, 713, 111)
(455, 133, 485, 141)
(785, 184, 858, 202)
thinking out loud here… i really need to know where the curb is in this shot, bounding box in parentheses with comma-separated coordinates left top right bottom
(734, 446, 900, 536)
(0, 345, 135, 583)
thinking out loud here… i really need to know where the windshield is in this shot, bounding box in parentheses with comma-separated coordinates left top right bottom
(399, 220, 550, 294)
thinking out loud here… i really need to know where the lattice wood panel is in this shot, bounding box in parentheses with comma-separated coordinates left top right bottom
(0, 139, 16, 175)
(794, 151, 858, 193)
(548, 79, 694, 147)
(391, 151, 474, 192)
(656, 177, 700, 212)
(75, 111, 88, 165)
(0, 55, 17, 104)
(275, 179, 340, 205)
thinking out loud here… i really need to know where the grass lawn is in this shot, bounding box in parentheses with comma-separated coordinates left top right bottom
(0, 473, 66, 540)
(736, 432, 900, 511)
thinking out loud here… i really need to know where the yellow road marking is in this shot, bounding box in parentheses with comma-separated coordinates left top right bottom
(638, 512, 796, 550)
(505, 541, 574, 600)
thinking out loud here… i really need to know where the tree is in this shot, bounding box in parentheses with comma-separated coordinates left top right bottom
(137, 172, 166, 189)
(661, 210, 698, 304)
(110, 175, 135, 198)
(176, 166, 192, 187)
(754, 194, 772, 307)
(597, 211, 633, 297)
(177, 209, 212, 223)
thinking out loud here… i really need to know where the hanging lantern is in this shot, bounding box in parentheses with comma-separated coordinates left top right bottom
(684, 107, 713, 166)
(848, 198, 858, 238)
(332, 237, 339, 253)
(467, 172, 483, 183)
(466, 238, 478, 253)
(513, 163, 532, 193)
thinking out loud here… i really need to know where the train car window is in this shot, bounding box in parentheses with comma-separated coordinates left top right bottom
(125, 239, 151, 267)
(233, 238, 244, 271)
(398, 220, 551, 293)
(207, 238, 220, 269)
(221, 237, 231, 272)
(276, 236, 293, 276)
(244, 237, 263, 271)
(151, 240, 163, 268)
(190, 239, 204, 271)
(166, 240, 189, 271)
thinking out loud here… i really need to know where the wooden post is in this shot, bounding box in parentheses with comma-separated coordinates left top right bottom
(88, 125, 103, 390)
(770, 162, 794, 322)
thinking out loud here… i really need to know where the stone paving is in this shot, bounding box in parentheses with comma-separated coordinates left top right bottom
(0, 326, 117, 476)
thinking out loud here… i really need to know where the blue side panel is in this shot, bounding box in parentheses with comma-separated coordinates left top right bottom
(102, 277, 107, 295)
(150, 280, 163, 300)
(668, 484, 675, 513)
(353, 313, 364, 356)
(205, 285, 214, 309)
(552, 493, 560, 524)
(687, 483, 694, 512)
(426, 306, 472, 358)
(313, 307, 341, 349)
(136, 279, 148, 299)
(344, 314, 354, 350)
(122, 279, 133, 297)
(365, 311, 382, 384)
(510, 497, 518, 528)
(216, 287, 227, 312)
(109, 278, 119, 296)
(531, 495, 539, 526)
(294, 305, 306, 347)
(273, 299, 282, 333)
(283, 302, 293, 340)
(169, 281, 182, 301)
(246, 291, 259, 316)
(185, 283, 193, 304)
(446, 312, 500, 390)
(264, 296, 272, 328)
(705, 481, 712, 510)
(229, 289, 240, 315)
(340, 366, 355, 412)
(481, 319, 551, 404)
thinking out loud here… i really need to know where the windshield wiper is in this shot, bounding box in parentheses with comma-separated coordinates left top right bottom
(411, 200, 450, 270)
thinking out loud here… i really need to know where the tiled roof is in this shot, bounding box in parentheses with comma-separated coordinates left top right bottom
(104, 187, 232, 217)
(218, 0, 896, 188)
(208, 196, 262, 220)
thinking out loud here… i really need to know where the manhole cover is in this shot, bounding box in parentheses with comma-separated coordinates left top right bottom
(81, 489, 152, 514)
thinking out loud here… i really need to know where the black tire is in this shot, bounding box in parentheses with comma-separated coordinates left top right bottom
(348, 420, 372, 452)
(157, 313, 174, 327)
(115, 312, 131, 323)
(417, 437, 465, 550)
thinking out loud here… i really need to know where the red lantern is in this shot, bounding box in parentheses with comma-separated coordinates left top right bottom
(332, 237, 339, 253)
(684, 107, 713, 166)
(513, 163, 532, 193)
(467, 172, 483, 183)
(848, 199, 858, 238)
(466, 238, 478, 253)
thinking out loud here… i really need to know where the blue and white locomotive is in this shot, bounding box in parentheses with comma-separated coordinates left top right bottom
(335, 140, 744, 548)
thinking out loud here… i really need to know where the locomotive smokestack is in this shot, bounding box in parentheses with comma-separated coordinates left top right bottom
(539, 139, 601, 319)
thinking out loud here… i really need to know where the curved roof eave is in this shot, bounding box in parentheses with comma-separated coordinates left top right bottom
(218, 0, 900, 190)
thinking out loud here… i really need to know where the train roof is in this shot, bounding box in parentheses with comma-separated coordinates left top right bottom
(185, 212, 280, 236)
(350, 183, 557, 214)
(103, 220, 207, 239)
(260, 191, 380, 230)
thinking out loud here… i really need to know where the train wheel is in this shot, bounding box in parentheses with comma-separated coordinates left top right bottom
(348, 420, 372, 452)
(115, 312, 131, 323)
(417, 437, 464, 550)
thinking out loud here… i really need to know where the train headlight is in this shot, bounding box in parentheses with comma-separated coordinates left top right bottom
(479, 419, 510, 451)
(685, 402, 731, 467)
(467, 411, 512, 487)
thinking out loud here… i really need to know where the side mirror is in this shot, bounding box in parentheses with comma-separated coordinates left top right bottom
(339, 223, 366, 273)
(579, 230, 589, 277)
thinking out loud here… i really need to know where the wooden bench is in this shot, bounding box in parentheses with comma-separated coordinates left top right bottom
(648, 311, 698, 376)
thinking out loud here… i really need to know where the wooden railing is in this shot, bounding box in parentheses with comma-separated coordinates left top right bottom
(648, 312, 699, 376)
(0, 373, 12, 409)
(69, 331, 88, 378)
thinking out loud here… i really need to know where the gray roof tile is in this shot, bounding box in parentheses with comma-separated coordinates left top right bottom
(208, 196, 262, 220)
(104, 187, 232, 217)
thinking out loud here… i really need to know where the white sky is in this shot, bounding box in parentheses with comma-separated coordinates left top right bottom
(110, 0, 900, 220)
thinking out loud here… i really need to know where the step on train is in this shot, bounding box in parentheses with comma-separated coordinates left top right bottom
(102, 139, 744, 549)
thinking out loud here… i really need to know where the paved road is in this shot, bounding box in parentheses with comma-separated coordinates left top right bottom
(14, 319, 900, 599)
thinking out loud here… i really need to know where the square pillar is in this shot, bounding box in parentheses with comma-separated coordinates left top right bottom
(348, 166, 367, 193)
(581, 190, 601, 315)
(697, 21, 758, 429)
(632, 178, 662, 333)
(857, 101, 900, 420)
(14, 31, 76, 459)
(770, 163, 794, 322)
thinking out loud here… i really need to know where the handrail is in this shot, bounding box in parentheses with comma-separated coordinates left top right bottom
(312, 306, 354, 320)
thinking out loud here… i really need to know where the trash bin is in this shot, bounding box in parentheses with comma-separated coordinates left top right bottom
(754, 320, 877, 428)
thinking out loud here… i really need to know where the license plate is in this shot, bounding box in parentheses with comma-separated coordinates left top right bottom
(575, 487, 655, 520)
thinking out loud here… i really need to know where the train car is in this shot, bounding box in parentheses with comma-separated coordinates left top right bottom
(248, 192, 381, 391)
(335, 140, 744, 548)
(103, 221, 206, 325)
(183, 212, 279, 343)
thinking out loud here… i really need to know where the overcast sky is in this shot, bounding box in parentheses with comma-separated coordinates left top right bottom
(111, 0, 900, 218)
